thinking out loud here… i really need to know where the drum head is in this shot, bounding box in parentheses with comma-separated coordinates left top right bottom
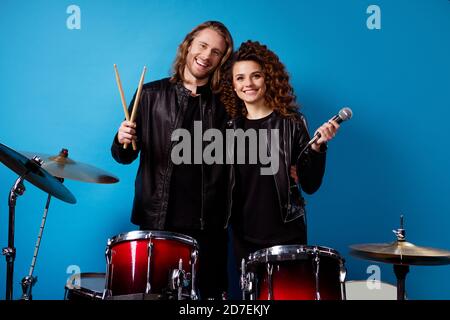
(65, 273, 105, 300)
(107, 230, 198, 248)
(345, 280, 398, 300)
(247, 245, 343, 266)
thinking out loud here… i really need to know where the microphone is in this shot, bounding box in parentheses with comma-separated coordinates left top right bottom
(307, 107, 353, 146)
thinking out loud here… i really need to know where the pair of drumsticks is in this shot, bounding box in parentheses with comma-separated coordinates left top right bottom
(113, 64, 147, 150)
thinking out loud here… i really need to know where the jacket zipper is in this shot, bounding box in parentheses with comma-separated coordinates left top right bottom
(199, 94, 205, 230)
(226, 145, 235, 227)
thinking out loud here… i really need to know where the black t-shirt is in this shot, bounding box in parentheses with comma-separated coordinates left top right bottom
(166, 85, 219, 230)
(232, 113, 306, 245)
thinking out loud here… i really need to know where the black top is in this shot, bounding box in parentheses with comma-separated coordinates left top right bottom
(166, 84, 220, 230)
(232, 113, 306, 245)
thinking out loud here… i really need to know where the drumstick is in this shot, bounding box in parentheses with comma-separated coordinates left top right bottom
(125, 66, 147, 150)
(113, 64, 137, 150)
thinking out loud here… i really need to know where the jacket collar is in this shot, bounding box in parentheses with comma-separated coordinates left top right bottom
(175, 81, 212, 99)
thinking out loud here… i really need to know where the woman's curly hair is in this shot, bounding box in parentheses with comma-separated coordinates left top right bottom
(220, 40, 299, 119)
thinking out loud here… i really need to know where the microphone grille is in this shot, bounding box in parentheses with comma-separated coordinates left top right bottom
(339, 107, 353, 121)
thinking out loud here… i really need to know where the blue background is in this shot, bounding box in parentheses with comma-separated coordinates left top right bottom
(0, 0, 449, 300)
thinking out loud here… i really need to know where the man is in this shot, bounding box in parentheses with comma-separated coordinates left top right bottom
(111, 21, 233, 300)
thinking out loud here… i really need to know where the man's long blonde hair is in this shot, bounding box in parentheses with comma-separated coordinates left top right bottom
(170, 21, 234, 93)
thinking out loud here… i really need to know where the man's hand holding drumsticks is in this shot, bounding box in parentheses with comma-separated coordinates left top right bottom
(117, 120, 137, 148)
(114, 64, 147, 150)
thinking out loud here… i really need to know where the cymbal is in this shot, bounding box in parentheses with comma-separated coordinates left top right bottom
(21, 149, 119, 184)
(350, 241, 450, 266)
(0, 143, 76, 204)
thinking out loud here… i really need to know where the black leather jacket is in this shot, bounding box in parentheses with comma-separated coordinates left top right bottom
(111, 78, 229, 229)
(226, 112, 326, 226)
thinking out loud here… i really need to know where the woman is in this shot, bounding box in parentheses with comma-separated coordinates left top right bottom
(221, 40, 340, 268)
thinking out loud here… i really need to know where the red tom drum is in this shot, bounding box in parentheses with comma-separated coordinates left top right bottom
(244, 245, 346, 300)
(104, 230, 198, 300)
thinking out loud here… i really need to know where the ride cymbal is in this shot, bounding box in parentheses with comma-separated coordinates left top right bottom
(22, 149, 119, 184)
(350, 241, 450, 266)
(0, 143, 76, 204)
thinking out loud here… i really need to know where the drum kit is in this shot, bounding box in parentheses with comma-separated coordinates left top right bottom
(2, 142, 450, 301)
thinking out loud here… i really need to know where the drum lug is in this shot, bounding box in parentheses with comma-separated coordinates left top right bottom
(145, 239, 154, 294)
(266, 262, 274, 300)
(240, 258, 246, 298)
(190, 249, 199, 300)
(313, 246, 321, 300)
(103, 244, 112, 299)
(240, 258, 255, 300)
(339, 263, 347, 300)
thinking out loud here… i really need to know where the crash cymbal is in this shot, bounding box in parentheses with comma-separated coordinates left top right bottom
(0, 143, 76, 204)
(350, 241, 450, 266)
(21, 149, 119, 184)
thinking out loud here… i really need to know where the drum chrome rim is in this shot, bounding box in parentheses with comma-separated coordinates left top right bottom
(107, 230, 198, 247)
(247, 244, 344, 265)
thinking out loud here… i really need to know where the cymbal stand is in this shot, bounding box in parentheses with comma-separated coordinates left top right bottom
(2, 174, 26, 300)
(392, 215, 408, 300)
(20, 176, 63, 300)
(21, 191, 57, 300)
